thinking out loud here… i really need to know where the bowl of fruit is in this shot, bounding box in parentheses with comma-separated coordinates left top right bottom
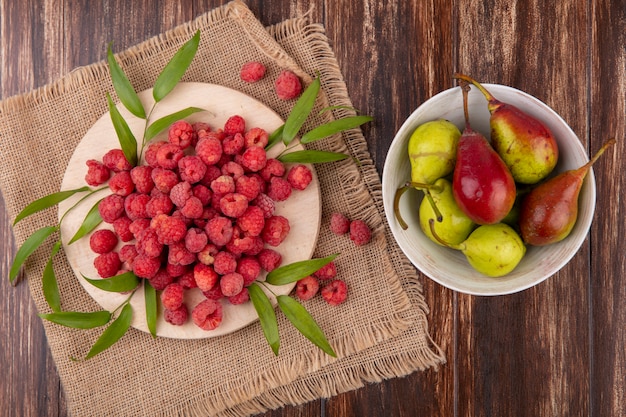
(382, 74, 614, 296)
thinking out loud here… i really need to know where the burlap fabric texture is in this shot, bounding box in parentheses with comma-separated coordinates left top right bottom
(0, 1, 445, 416)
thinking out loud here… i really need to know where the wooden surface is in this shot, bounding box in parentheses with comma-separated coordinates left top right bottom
(1, 1, 624, 416)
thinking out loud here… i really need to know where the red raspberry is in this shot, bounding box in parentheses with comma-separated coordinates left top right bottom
(197, 243, 218, 265)
(94, 252, 121, 278)
(266, 176, 292, 202)
(192, 121, 211, 134)
(172, 209, 195, 228)
(151, 213, 187, 245)
(228, 287, 250, 305)
(85, 159, 110, 186)
(177, 271, 197, 289)
(192, 299, 223, 330)
(221, 161, 244, 180)
(89, 229, 118, 254)
(261, 215, 290, 247)
(223, 115, 246, 136)
(275, 70, 302, 100)
(102, 149, 132, 172)
(192, 184, 212, 206)
(164, 304, 189, 326)
(130, 165, 154, 194)
(149, 268, 175, 290)
(161, 283, 184, 311)
(168, 242, 196, 266)
(178, 155, 207, 184)
(180, 196, 204, 219)
(123, 193, 150, 220)
(210, 175, 235, 195)
(240, 146, 267, 172)
(313, 261, 337, 280)
(132, 254, 161, 279)
(213, 251, 237, 275)
(219, 193, 249, 218)
(129, 218, 151, 238)
(330, 212, 350, 235)
(257, 248, 282, 272)
(222, 133, 244, 155)
(169, 181, 192, 207)
(237, 256, 261, 286)
(321, 280, 348, 306)
(184, 228, 208, 253)
(136, 228, 164, 258)
(113, 216, 133, 242)
(151, 168, 179, 194)
(166, 262, 189, 278)
(295, 276, 320, 301)
(168, 120, 196, 149)
(235, 175, 262, 201)
(202, 285, 224, 300)
(244, 236, 264, 256)
(244, 127, 269, 148)
(350, 219, 372, 246)
(240, 61, 266, 83)
(99, 194, 125, 223)
(220, 272, 244, 297)
(196, 136, 223, 166)
(156, 143, 184, 169)
(287, 164, 313, 191)
(237, 206, 265, 237)
(260, 158, 286, 182)
(145, 193, 174, 218)
(108, 171, 134, 196)
(226, 233, 255, 256)
(252, 193, 275, 218)
(119, 244, 138, 270)
(194, 207, 218, 229)
(205, 216, 234, 247)
(144, 141, 167, 168)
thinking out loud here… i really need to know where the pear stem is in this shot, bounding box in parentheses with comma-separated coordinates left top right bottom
(393, 180, 446, 230)
(454, 73, 496, 102)
(585, 138, 616, 169)
(393, 185, 411, 230)
(459, 80, 472, 129)
(428, 219, 464, 250)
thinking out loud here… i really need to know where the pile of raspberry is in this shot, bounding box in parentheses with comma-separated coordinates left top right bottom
(85, 115, 315, 331)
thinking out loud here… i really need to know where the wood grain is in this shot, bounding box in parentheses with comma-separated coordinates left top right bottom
(1, 0, 624, 416)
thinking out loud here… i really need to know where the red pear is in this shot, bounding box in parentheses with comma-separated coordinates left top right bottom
(452, 82, 517, 225)
(519, 138, 615, 246)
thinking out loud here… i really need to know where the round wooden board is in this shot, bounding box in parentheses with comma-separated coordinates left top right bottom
(58, 82, 321, 339)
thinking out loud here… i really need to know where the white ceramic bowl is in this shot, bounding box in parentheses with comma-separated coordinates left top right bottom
(382, 84, 595, 296)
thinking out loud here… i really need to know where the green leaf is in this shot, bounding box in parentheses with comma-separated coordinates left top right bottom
(107, 43, 146, 119)
(249, 283, 280, 355)
(265, 124, 285, 151)
(85, 302, 133, 359)
(278, 150, 349, 164)
(300, 115, 373, 144)
(39, 310, 111, 329)
(282, 76, 320, 145)
(13, 187, 90, 225)
(277, 295, 336, 357)
(68, 199, 103, 244)
(152, 30, 200, 102)
(9, 226, 58, 283)
(144, 280, 157, 338)
(82, 271, 140, 293)
(144, 106, 204, 143)
(42, 241, 62, 312)
(107, 92, 138, 166)
(266, 254, 338, 286)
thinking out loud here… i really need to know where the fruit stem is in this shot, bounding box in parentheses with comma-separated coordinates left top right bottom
(393, 184, 411, 230)
(408, 181, 444, 222)
(428, 219, 464, 250)
(459, 80, 472, 129)
(454, 73, 496, 102)
(586, 138, 616, 169)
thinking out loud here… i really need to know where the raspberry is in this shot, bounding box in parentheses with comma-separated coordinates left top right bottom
(202, 285, 224, 300)
(244, 127, 268, 148)
(166, 262, 189, 278)
(89, 229, 118, 254)
(205, 216, 234, 247)
(287, 164, 313, 191)
(237, 256, 261, 286)
(108, 171, 135, 196)
(219, 193, 249, 218)
(151, 213, 187, 245)
(124, 193, 151, 220)
(210, 175, 235, 195)
(330, 212, 350, 235)
(102, 149, 132, 172)
(194, 207, 218, 229)
(136, 228, 164, 258)
(226, 233, 255, 256)
(130, 165, 155, 194)
(221, 161, 244, 180)
(129, 218, 151, 238)
(313, 261, 337, 280)
(178, 155, 207, 184)
(295, 276, 319, 301)
(168, 120, 196, 149)
(261, 215, 290, 247)
(222, 133, 244, 155)
(220, 272, 244, 297)
(237, 206, 265, 237)
(235, 175, 262, 201)
(177, 271, 197, 289)
(240, 61, 266, 83)
(240, 146, 267, 172)
(192, 184, 212, 206)
(321, 280, 348, 306)
(145, 141, 167, 168)
(164, 304, 189, 326)
(119, 244, 138, 270)
(275, 70, 302, 100)
(260, 158, 286, 182)
(192, 299, 223, 330)
(350, 219, 372, 246)
(192, 121, 211, 135)
(168, 242, 196, 266)
(94, 252, 121, 278)
(257, 248, 282, 272)
(99, 194, 125, 223)
(252, 193, 275, 218)
(223, 115, 246, 136)
(85, 159, 110, 186)
(266, 177, 292, 202)
(196, 136, 223, 166)
(228, 287, 250, 305)
(244, 236, 264, 256)
(197, 243, 218, 265)
(170, 181, 193, 207)
(171, 209, 195, 228)
(132, 254, 161, 279)
(149, 268, 175, 290)
(145, 193, 174, 218)
(185, 228, 208, 253)
(151, 167, 179, 193)
(156, 143, 184, 169)
(161, 283, 184, 311)
(213, 251, 237, 275)
(180, 196, 204, 219)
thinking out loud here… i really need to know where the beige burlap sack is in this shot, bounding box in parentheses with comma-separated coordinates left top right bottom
(0, 2, 444, 416)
